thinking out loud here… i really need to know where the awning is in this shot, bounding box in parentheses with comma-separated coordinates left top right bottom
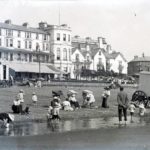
(8, 63, 58, 74)
(47, 65, 68, 74)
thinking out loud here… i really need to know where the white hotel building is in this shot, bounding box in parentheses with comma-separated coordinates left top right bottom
(0, 20, 62, 80)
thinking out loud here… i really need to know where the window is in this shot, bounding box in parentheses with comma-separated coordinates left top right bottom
(46, 44, 49, 50)
(0, 52, 1, 59)
(18, 41, 21, 48)
(63, 34, 66, 41)
(43, 34, 47, 41)
(68, 35, 70, 42)
(18, 31, 21, 37)
(64, 67, 67, 72)
(6, 39, 8, 47)
(6, 29, 13, 36)
(10, 39, 13, 47)
(36, 33, 39, 40)
(75, 54, 79, 61)
(0, 39, 1, 46)
(26, 32, 31, 38)
(4, 52, 8, 60)
(99, 51, 101, 55)
(63, 48, 67, 60)
(36, 43, 39, 51)
(69, 48, 71, 61)
(57, 48, 60, 60)
(29, 41, 32, 49)
(57, 33, 60, 41)
(17, 53, 21, 61)
(0, 28, 1, 36)
(25, 41, 27, 49)
(10, 53, 13, 61)
(87, 56, 90, 61)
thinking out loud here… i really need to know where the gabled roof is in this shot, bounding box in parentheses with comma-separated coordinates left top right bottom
(0, 22, 47, 34)
(104, 51, 127, 62)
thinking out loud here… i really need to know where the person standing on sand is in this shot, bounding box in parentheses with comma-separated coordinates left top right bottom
(117, 87, 129, 125)
(101, 87, 110, 108)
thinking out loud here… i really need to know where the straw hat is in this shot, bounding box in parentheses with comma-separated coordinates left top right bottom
(8, 114, 15, 122)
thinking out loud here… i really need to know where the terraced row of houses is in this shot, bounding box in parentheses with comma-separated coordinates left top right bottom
(0, 19, 127, 80)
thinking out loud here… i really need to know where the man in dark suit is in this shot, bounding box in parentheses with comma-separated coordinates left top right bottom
(117, 87, 129, 124)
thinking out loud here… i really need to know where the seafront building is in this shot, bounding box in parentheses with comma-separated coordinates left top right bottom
(128, 55, 150, 77)
(0, 19, 128, 80)
(71, 36, 127, 79)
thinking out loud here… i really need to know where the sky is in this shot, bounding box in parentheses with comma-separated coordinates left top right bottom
(0, 0, 150, 61)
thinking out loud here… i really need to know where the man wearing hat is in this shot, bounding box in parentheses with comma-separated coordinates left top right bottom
(101, 87, 110, 108)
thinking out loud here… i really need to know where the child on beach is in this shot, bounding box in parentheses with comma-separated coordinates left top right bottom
(129, 102, 136, 122)
(32, 92, 38, 104)
(139, 102, 146, 116)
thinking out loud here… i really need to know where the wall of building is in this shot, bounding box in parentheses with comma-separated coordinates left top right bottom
(92, 50, 106, 71)
(0, 28, 50, 53)
(110, 54, 127, 74)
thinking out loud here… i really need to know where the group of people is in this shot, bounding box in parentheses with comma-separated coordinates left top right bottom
(117, 87, 146, 124)
(12, 89, 38, 114)
(47, 90, 96, 121)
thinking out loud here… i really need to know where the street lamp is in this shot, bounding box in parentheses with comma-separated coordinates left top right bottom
(37, 44, 41, 78)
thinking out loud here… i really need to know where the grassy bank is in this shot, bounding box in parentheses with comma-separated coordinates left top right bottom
(0, 85, 139, 122)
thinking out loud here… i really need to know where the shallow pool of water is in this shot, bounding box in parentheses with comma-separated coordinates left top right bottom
(0, 116, 149, 137)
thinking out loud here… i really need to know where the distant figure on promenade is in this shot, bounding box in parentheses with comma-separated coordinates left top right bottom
(101, 87, 110, 108)
(0, 113, 14, 128)
(32, 92, 38, 104)
(117, 87, 129, 125)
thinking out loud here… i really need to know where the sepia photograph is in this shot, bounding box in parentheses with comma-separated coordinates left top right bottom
(0, 0, 150, 149)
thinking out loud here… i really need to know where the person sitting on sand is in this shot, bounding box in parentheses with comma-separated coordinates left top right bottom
(68, 93, 80, 109)
(86, 93, 96, 108)
(12, 95, 23, 114)
(62, 98, 74, 111)
(82, 92, 95, 108)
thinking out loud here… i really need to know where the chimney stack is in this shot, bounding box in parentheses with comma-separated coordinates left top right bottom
(22, 22, 29, 27)
(97, 37, 104, 49)
(5, 19, 11, 24)
(39, 22, 47, 29)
